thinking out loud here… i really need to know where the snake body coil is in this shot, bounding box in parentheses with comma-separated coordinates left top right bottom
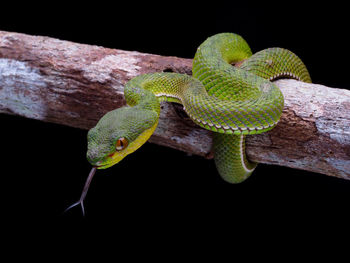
(86, 33, 311, 183)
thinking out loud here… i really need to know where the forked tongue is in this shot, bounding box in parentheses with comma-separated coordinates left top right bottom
(64, 167, 97, 216)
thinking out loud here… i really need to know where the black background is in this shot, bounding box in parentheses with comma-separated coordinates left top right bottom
(0, 3, 349, 234)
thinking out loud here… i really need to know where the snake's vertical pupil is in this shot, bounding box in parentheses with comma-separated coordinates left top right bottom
(116, 137, 128, 151)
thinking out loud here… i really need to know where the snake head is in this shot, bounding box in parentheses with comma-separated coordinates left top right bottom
(87, 106, 158, 169)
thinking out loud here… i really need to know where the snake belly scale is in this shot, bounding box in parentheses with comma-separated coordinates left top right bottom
(67, 33, 311, 214)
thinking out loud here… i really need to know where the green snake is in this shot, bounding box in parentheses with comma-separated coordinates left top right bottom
(66, 33, 311, 214)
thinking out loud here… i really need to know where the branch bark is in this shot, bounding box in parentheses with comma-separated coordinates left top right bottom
(0, 31, 349, 179)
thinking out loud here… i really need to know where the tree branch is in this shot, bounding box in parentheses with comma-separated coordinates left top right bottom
(0, 31, 349, 179)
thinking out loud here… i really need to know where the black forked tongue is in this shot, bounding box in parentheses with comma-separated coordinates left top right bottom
(64, 167, 97, 216)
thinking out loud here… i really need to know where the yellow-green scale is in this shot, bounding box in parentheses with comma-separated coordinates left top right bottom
(118, 33, 308, 183)
(193, 33, 261, 182)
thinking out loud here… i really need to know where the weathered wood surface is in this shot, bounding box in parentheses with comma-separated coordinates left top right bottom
(0, 31, 349, 179)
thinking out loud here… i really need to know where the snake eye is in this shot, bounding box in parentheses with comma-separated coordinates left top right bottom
(116, 137, 128, 151)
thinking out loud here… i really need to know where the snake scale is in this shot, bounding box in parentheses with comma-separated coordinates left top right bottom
(67, 33, 311, 214)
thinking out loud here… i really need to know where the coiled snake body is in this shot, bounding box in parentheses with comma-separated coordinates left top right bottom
(67, 33, 311, 214)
